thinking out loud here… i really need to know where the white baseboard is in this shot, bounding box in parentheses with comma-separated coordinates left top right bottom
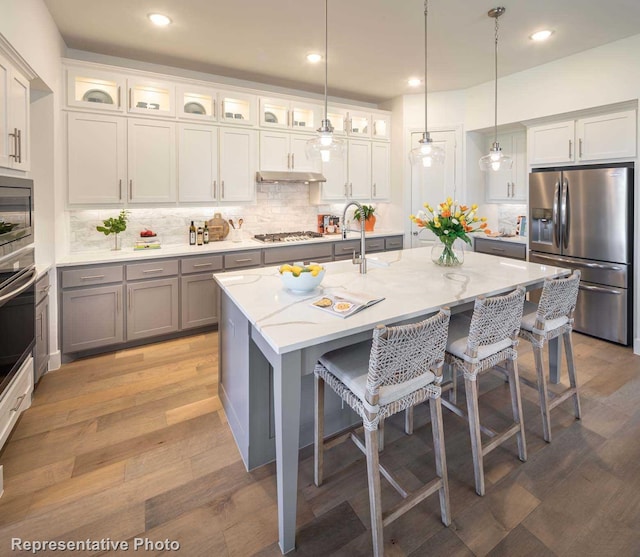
(48, 351, 62, 372)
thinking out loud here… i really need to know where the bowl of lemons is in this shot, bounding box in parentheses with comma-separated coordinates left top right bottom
(279, 262, 326, 293)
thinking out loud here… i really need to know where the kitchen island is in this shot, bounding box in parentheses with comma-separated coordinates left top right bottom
(214, 247, 569, 554)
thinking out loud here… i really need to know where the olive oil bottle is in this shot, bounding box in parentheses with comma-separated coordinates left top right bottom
(189, 221, 196, 245)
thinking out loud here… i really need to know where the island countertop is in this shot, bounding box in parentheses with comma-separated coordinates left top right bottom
(214, 246, 569, 355)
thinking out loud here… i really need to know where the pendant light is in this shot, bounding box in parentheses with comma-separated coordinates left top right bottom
(409, 0, 445, 168)
(306, 0, 344, 163)
(479, 7, 513, 172)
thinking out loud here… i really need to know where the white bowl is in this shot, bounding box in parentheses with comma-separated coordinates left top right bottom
(280, 265, 325, 293)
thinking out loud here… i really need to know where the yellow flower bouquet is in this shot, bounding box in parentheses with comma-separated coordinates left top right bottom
(410, 198, 491, 266)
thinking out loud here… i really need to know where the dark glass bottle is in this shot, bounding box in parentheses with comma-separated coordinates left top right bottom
(189, 221, 196, 245)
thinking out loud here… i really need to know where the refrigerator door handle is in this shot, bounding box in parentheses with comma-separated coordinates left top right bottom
(561, 178, 569, 249)
(531, 253, 624, 271)
(552, 180, 561, 248)
(579, 284, 623, 296)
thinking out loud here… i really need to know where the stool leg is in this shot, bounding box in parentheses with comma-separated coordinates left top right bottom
(378, 419, 385, 452)
(507, 358, 527, 461)
(404, 407, 414, 435)
(314, 374, 325, 487)
(449, 363, 458, 405)
(429, 396, 451, 526)
(533, 341, 553, 443)
(464, 374, 485, 496)
(364, 426, 384, 557)
(563, 330, 582, 420)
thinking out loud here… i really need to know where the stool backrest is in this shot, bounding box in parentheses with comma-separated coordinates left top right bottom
(367, 308, 450, 393)
(537, 270, 581, 324)
(467, 286, 526, 357)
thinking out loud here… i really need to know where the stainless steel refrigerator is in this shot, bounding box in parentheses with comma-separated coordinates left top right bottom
(529, 164, 633, 345)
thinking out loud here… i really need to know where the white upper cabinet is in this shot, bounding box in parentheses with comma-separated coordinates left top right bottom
(485, 131, 527, 203)
(66, 67, 125, 112)
(528, 110, 636, 165)
(177, 84, 217, 121)
(67, 112, 126, 205)
(127, 119, 176, 203)
(371, 142, 391, 200)
(371, 113, 391, 141)
(127, 78, 175, 117)
(259, 130, 320, 172)
(347, 140, 372, 199)
(317, 154, 349, 201)
(0, 52, 30, 171)
(219, 127, 257, 202)
(219, 90, 257, 126)
(178, 123, 219, 203)
(259, 96, 322, 132)
(326, 108, 347, 136)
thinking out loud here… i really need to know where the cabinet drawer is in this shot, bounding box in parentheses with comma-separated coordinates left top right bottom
(334, 239, 361, 260)
(365, 238, 385, 253)
(181, 254, 223, 275)
(61, 264, 123, 288)
(224, 250, 262, 270)
(474, 238, 526, 261)
(126, 259, 179, 281)
(35, 273, 50, 305)
(385, 235, 404, 251)
(264, 243, 332, 265)
(0, 357, 33, 448)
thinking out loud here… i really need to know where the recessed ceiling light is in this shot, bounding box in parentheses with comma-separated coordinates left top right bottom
(148, 13, 171, 26)
(530, 29, 554, 42)
(306, 53, 322, 63)
(408, 78, 422, 87)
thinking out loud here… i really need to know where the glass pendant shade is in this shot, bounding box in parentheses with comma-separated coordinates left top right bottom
(409, 132, 445, 167)
(478, 141, 513, 171)
(306, 0, 344, 164)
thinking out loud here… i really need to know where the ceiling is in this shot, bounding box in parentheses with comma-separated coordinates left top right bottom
(44, 0, 640, 105)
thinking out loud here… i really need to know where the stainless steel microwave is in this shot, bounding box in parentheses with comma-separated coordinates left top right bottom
(0, 175, 33, 253)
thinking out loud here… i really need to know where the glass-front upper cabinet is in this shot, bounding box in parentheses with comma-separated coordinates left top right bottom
(327, 108, 347, 136)
(260, 97, 322, 132)
(177, 84, 217, 121)
(66, 68, 126, 112)
(219, 91, 257, 126)
(127, 78, 175, 117)
(371, 113, 390, 141)
(347, 110, 371, 138)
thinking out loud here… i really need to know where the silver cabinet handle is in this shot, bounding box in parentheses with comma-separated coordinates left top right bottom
(511, 182, 515, 197)
(344, 183, 348, 197)
(9, 128, 18, 160)
(81, 274, 105, 280)
(221, 180, 225, 199)
(291, 153, 295, 168)
(234, 258, 253, 263)
(579, 138, 583, 159)
(119, 179, 123, 200)
(490, 247, 506, 252)
(128, 88, 132, 110)
(213, 180, 217, 198)
(117, 86, 121, 108)
(213, 99, 216, 119)
(16, 129, 21, 163)
(221, 100, 226, 118)
(128, 287, 132, 311)
(350, 183, 353, 196)
(373, 183, 377, 197)
(129, 179, 133, 200)
(287, 153, 291, 169)
(568, 139, 572, 159)
(116, 289, 121, 313)
(10, 394, 27, 413)
(373, 121, 377, 137)
(142, 268, 164, 273)
(192, 263, 212, 268)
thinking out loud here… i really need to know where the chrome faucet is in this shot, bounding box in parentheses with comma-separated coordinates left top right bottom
(342, 200, 367, 274)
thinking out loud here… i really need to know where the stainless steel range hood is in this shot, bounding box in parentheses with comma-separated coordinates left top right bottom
(256, 171, 326, 184)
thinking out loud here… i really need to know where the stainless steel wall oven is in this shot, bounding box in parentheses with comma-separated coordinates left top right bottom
(0, 176, 35, 395)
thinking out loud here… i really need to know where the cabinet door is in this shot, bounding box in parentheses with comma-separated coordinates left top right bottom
(290, 134, 320, 172)
(127, 78, 175, 117)
(316, 154, 348, 201)
(0, 53, 10, 168)
(510, 132, 527, 201)
(347, 140, 371, 199)
(485, 132, 513, 202)
(219, 91, 257, 126)
(371, 142, 390, 200)
(219, 127, 257, 202)
(527, 120, 575, 165)
(347, 111, 371, 138)
(35, 296, 49, 383)
(177, 84, 217, 121)
(327, 108, 347, 136)
(291, 101, 322, 133)
(68, 113, 126, 204)
(181, 273, 219, 329)
(8, 69, 29, 171)
(62, 285, 124, 353)
(259, 130, 290, 171)
(577, 110, 636, 161)
(178, 123, 218, 202)
(66, 67, 125, 112)
(127, 119, 176, 203)
(371, 113, 390, 141)
(127, 278, 179, 341)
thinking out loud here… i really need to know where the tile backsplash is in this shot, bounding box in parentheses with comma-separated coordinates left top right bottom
(68, 183, 391, 252)
(497, 204, 527, 236)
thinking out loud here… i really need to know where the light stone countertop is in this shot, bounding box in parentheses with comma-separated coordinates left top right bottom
(56, 229, 404, 267)
(214, 246, 569, 355)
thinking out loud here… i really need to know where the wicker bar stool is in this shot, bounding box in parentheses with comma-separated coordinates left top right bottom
(443, 287, 526, 496)
(519, 270, 582, 442)
(314, 309, 451, 557)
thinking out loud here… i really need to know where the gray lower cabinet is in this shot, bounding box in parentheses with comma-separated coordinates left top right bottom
(62, 284, 124, 353)
(127, 277, 179, 341)
(474, 237, 526, 261)
(34, 274, 50, 384)
(181, 273, 218, 329)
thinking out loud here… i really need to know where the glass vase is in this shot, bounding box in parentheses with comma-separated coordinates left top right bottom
(112, 233, 121, 251)
(431, 239, 464, 267)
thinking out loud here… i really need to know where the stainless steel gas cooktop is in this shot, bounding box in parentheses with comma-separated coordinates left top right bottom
(253, 231, 324, 243)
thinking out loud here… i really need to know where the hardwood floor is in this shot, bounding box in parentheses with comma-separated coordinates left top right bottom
(1, 331, 640, 556)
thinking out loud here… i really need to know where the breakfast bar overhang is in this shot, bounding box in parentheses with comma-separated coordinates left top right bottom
(213, 247, 569, 554)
